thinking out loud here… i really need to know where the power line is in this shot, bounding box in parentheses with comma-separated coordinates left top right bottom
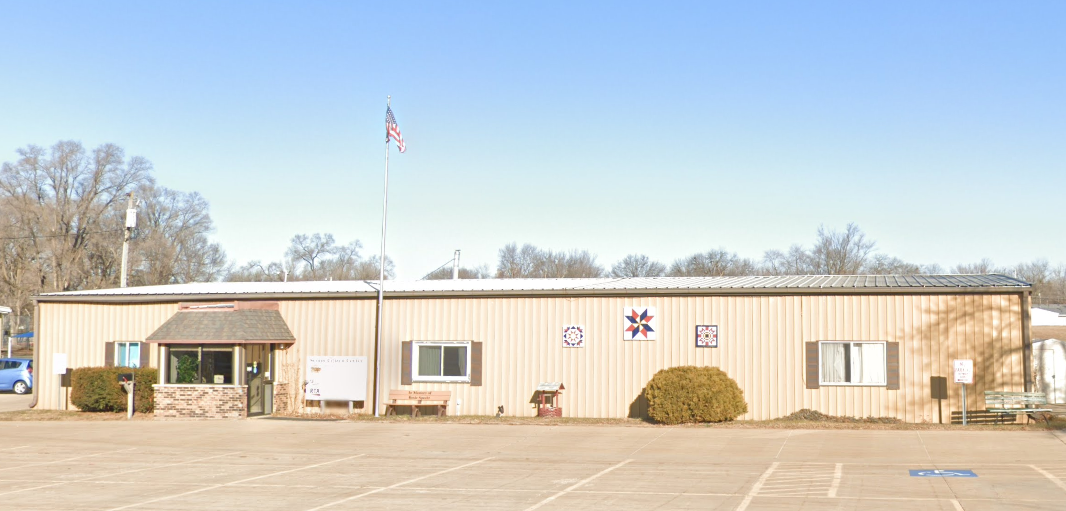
(419, 259, 457, 280)
(0, 229, 123, 241)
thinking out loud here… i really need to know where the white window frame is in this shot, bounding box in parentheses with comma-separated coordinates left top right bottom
(818, 341, 888, 387)
(115, 341, 142, 368)
(412, 341, 471, 383)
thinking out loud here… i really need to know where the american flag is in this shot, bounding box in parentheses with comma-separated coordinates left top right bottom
(386, 106, 405, 153)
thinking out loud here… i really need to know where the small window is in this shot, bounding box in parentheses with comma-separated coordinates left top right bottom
(115, 342, 142, 368)
(166, 345, 235, 384)
(819, 341, 886, 386)
(413, 342, 470, 382)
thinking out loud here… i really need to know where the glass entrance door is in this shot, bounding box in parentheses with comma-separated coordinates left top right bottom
(246, 344, 268, 416)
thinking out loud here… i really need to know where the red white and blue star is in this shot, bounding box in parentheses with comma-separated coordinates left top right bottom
(624, 307, 656, 340)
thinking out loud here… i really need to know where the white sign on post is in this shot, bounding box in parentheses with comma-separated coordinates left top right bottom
(53, 353, 68, 375)
(304, 356, 368, 402)
(953, 359, 974, 384)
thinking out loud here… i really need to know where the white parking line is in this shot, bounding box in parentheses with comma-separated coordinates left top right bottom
(524, 459, 633, 511)
(0, 451, 239, 497)
(828, 463, 842, 497)
(5, 447, 136, 471)
(306, 457, 493, 511)
(1031, 465, 1066, 493)
(107, 454, 366, 511)
(735, 461, 778, 511)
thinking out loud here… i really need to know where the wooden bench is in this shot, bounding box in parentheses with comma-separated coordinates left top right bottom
(384, 390, 451, 417)
(984, 391, 1053, 424)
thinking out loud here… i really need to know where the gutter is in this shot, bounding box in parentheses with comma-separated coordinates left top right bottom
(28, 299, 39, 409)
(33, 286, 1033, 304)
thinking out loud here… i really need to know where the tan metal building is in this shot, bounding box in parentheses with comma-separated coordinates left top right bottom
(31, 275, 1032, 422)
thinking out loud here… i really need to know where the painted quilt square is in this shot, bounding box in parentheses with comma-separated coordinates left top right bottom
(624, 307, 657, 341)
(696, 325, 718, 348)
(562, 325, 585, 348)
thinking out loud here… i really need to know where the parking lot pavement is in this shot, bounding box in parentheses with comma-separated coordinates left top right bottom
(0, 392, 31, 412)
(0, 420, 1064, 510)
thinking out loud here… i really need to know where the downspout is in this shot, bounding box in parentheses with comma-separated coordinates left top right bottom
(28, 300, 40, 408)
(1022, 290, 1033, 392)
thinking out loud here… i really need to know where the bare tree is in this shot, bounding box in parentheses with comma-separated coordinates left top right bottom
(496, 243, 540, 278)
(225, 260, 287, 282)
(762, 245, 812, 275)
(124, 184, 227, 285)
(539, 249, 604, 278)
(952, 258, 1007, 275)
(286, 233, 336, 280)
(919, 263, 945, 274)
(423, 264, 492, 280)
(0, 141, 150, 292)
(809, 223, 875, 274)
(227, 235, 393, 282)
(668, 249, 756, 277)
(610, 254, 666, 277)
(863, 254, 920, 275)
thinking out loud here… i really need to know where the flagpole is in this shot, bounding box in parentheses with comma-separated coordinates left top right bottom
(373, 96, 391, 417)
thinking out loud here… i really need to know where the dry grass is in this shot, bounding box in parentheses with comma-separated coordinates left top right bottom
(3, 407, 1063, 431)
(0, 409, 154, 421)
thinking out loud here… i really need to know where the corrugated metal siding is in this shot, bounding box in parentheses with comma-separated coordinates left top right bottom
(35, 292, 1025, 423)
(374, 293, 1024, 422)
(36, 302, 178, 410)
(276, 299, 378, 411)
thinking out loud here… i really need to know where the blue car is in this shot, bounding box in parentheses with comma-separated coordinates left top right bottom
(0, 358, 32, 394)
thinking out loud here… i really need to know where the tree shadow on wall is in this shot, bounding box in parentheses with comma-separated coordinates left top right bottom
(628, 387, 654, 422)
(912, 293, 1029, 418)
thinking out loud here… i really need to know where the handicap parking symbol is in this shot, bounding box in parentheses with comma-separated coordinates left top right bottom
(909, 469, 977, 477)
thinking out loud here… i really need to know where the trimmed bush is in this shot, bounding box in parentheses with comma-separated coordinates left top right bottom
(645, 366, 747, 424)
(70, 367, 157, 413)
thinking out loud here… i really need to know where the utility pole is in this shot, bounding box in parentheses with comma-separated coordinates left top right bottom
(120, 193, 137, 288)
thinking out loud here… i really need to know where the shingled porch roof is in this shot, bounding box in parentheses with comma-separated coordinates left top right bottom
(146, 303, 296, 344)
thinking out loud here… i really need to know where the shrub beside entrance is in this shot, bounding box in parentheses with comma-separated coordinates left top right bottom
(70, 367, 157, 413)
(645, 366, 747, 424)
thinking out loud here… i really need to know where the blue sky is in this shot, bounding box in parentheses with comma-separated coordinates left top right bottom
(2, 2, 1063, 279)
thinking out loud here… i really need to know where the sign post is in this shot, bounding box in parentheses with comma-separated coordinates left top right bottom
(954, 359, 974, 425)
(53, 353, 68, 410)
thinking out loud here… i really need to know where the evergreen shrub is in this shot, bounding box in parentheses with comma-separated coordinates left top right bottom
(645, 366, 747, 424)
(70, 367, 157, 413)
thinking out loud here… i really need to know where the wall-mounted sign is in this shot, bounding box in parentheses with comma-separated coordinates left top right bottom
(53, 353, 68, 375)
(624, 307, 657, 341)
(562, 325, 585, 348)
(953, 359, 973, 384)
(304, 356, 368, 402)
(696, 325, 718, 348)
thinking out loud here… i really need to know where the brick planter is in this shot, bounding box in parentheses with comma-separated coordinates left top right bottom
(153, 385, 248, 419)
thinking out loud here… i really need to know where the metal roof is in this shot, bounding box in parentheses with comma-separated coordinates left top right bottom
(35, 274, 1029, 302)
(1033, 304, 1066, 316)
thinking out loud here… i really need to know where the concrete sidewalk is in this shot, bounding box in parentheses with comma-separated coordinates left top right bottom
(0, 420, 1064, 510)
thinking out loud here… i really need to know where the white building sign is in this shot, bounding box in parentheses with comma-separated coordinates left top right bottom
(304, 356, 368, 402)
(953, 359, 974, 384)
(53, 353, 68, 375)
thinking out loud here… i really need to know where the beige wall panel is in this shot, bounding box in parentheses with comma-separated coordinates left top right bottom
(277, 299, 378, 413)
(35, 302, 178, 409)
